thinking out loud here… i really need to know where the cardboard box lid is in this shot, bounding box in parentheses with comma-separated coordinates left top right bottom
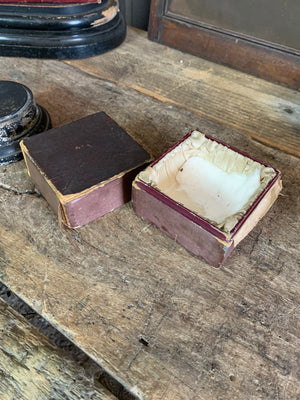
(21, 112, 151, 199)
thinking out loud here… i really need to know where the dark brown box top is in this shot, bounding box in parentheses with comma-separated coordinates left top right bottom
(21, 112, 151, 196)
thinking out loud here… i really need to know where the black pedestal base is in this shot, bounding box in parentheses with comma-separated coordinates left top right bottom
(0, 1, 126, 59)
(0, 81, 51, 166)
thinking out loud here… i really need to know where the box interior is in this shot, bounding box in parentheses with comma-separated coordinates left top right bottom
(138, 131, 276, 233)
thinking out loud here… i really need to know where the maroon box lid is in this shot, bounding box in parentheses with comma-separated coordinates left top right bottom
(21, 112, 152, 227)
(22, 112, 151, 196)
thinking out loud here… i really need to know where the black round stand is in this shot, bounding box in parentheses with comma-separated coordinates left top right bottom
(0, 81, 51, 166)
(0, 1, 126, 59)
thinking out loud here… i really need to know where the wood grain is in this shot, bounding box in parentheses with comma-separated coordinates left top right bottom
(0, 36, 299, 399)
(0, 297, 117, 400)
(66, 29, 300, 157)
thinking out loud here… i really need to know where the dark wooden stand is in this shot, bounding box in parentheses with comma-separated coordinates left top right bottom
(0, 0, 126, 59)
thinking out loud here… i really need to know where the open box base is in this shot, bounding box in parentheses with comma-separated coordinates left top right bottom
(132, 131, 282, 267)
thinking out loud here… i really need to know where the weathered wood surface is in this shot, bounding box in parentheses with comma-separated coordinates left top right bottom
(66, 29, 300, 157)
(0, 297, 117, 400)
(0, 28, 299, 400)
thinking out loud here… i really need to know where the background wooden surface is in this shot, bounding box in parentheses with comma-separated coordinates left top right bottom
(148, 0, 300, 89)
(119, 0, 151, 30)
(67, 29, 300, 157)
(0, 28, 299, 400)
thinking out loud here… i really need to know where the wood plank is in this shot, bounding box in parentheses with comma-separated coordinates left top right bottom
(0, 55, 299, 400)
(0, 297, 117, 400)
(66, 28, 300, 157)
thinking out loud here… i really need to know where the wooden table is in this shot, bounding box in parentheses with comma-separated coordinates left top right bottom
(0, 28, 299, 400)
(0, 297, 117, 400)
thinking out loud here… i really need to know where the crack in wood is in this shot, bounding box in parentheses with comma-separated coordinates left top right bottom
(0, 283, 140, 400)
(0, 181, 40, 196)
(127, 344, 143, 369)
